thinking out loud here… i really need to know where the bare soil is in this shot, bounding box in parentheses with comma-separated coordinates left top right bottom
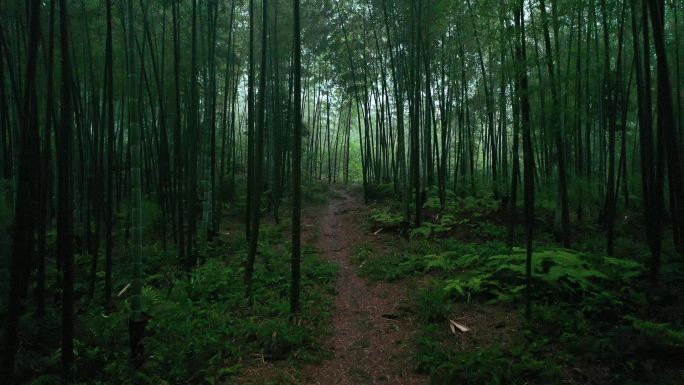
(235, 186, 426, 384)
(299, 186, 426, 385)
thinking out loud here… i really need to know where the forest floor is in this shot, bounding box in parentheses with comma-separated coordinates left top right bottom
(236, 186, 427, 385)
(299, 187, 425, 385)
(11, 181, 683, 384)
(234, 183, 684, 385)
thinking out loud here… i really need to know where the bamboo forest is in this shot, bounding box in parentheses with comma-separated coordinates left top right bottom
(2, 0, 684, 383)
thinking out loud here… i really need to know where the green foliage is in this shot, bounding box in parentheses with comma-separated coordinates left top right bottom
(353, 184, 683, 385)
(249, 318, 315, 359)
(353, 240, 512, 283)
(415, 325, 453, 376)
(422, 193, 503, 240)
(366, 190, 505, 240)
(0, 186, 11, 306)
(369, 208, 404, 228)
(116, 199, 162, 240)
(410, 224, 435, 239)
(129, 249, 331, 383)
(561, 316, 684, 385)
(405, 243, 683, 385)
(301, 182, 330, 204)
(414, 280, 452, 323)
(625, 316, 684, 348)
(352, 240, 442, 282)
(442, 344, 562, 385)
(531, 304, 589, 342)
(18, 221, 336, 384)
(366, 183, 396, 202)
(417, 326, 562, 385)
(423, 195, 442, 210)
(445, 194, 500, 217)
(409, 222, 453, 239)
(168, 240, 331, 380)
(441, 248, 643, 305)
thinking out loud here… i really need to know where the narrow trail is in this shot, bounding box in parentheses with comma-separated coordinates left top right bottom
(301, 187, 425, 385)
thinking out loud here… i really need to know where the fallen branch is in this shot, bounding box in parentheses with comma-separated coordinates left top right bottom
(117, 283, 131, 297)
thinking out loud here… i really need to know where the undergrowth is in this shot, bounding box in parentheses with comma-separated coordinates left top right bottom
(360, 186, 684, 385)
(11, 181, 337, 385)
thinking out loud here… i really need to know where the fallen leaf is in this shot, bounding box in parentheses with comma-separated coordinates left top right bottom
(449, 319, 470, 333)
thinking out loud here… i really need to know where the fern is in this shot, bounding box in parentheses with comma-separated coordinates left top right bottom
(439, 248, 641, 303)
(625, 316, 684, 348)
(424, 196, 442, 210)
(370, 209, 403, 228)
(410, 225, 433, 239)
(424, 254, 454, 271)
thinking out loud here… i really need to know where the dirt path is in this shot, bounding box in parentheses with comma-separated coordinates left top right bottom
(301, 187, 425, 385)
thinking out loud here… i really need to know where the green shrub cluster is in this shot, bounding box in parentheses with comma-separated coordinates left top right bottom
(17, 223, 336, 384)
